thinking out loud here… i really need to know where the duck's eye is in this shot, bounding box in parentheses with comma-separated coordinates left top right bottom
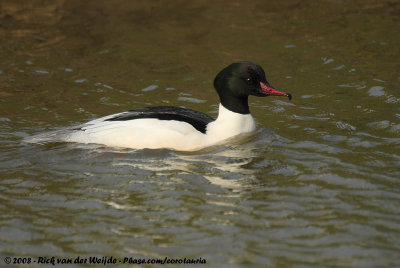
(245, 78, 252, 85)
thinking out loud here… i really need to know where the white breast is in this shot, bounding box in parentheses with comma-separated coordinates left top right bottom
(205, 104, 256, 144)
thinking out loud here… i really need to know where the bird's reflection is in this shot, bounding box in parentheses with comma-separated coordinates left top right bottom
(79, 129, 276, 191)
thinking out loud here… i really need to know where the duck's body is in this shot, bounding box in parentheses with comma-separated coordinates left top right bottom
(24, 62, 291, 151)
(63, 104, 255, 151)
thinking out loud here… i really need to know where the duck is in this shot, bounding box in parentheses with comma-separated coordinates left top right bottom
(24, 62, 291, 151)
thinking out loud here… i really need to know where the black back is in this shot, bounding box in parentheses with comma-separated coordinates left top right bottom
(105, 106, 214, 134)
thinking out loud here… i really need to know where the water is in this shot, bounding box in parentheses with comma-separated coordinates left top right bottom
(1, 0, 400, 267)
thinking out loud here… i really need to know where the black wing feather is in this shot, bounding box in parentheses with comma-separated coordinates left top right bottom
(105, 106, 214, 134)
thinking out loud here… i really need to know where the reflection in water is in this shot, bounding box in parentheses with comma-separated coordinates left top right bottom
(103, 131, 269, 191)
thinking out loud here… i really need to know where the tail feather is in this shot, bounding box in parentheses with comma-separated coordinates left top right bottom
(23, 127, 78, 145)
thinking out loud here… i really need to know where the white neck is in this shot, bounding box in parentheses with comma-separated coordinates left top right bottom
(205, 104, 256, 143)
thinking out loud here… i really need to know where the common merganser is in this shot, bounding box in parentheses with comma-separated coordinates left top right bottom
(24, 62, 291, 151)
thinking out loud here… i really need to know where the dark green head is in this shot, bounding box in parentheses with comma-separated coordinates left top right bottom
(214, 61, 291, 114)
